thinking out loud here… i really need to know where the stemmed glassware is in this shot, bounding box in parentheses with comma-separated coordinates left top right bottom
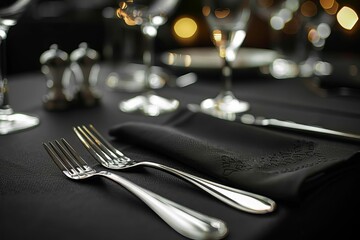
(252, 0, 301, 79)
(0, 0, 40, 135)
(199, 0, 251, 116)
(116, 0, 179, 116)
(296, 0, 335, 78)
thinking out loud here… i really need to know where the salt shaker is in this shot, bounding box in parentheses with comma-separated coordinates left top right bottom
(70, 42, 101, 107)
(40, 44, 71, 111)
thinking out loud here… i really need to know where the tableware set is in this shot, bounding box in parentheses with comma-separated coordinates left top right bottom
(73, 124, 276, 214)
(43, 124, 277, 239)
(43, 138, 228, 240)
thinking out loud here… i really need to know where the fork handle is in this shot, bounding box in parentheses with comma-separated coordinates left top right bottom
(96, 171, 228, 240)
(139, 162, 276, 214)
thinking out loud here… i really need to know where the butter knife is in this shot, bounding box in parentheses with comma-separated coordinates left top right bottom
(187, 104, 360, 143)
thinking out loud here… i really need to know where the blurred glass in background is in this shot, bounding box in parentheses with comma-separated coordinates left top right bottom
(3, 0, 359, 82)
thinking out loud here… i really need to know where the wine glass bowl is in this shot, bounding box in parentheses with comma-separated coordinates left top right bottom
(253, 0, 299, 31)
(199, 0, 251, 115)
(115, 0, 180, 116)
(252, 0, 301, 79)
(0, 0, 40, 135)
(296, 0, 335, 78)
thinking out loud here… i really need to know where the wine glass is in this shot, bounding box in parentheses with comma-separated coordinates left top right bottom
(116, 0, 179, 116)
(252, 0, 301, 79)
(199, 0, 251, 116)
(296, 0, 335, 78)
(0, 0, 40, 135)
(103, 1, 168, 93)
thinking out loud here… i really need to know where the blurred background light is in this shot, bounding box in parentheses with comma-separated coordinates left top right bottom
(320, 0, 335, 10)
(173, 17, 198, 39)
(301, 1, 318, 17)
(172, 16, 199, 45)
(202, 6, 210, 17)
(215, 8, 230, 19)
(324, 1, 338, 15)
(337, 6, 358, 30)
(270, 15, 286, 30)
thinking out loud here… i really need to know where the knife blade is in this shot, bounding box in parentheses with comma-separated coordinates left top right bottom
(187, 103, 360, 143)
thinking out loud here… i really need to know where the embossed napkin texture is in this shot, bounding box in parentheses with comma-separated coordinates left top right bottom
(109, 110, 359, 201)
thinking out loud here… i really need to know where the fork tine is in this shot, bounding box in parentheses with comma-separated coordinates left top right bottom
(88, 124, 125, 158)
(60, 138, 88, 170)
(81, 125, 118, 159)
(50, 141, 74, 169)
(43, 142, 71, 173)
(44, 140, 79, 176)
(53, 140, 83, 175)
(74, 126, 113, 167)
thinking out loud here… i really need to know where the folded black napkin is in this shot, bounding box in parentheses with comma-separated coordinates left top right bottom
(109, 110, 359, 201)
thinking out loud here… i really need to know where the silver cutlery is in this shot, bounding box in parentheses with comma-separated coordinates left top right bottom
(43, 138, 228, 240)
(187, 103, 360, 143)
(73, 124, 276, 214)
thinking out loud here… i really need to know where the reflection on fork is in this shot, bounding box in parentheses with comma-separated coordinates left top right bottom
(43, 138, 228, 240)
(73, 124, 276, 214)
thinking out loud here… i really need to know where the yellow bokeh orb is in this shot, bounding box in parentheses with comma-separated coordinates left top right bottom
(173, 17, 198, 39)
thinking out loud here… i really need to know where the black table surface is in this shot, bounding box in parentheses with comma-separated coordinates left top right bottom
(1, 62, 360, 240)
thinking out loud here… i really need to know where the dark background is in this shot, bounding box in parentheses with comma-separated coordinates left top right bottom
(5, 0, 360, 75)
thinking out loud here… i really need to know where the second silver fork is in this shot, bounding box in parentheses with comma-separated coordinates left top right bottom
(74, 124, 276, 214)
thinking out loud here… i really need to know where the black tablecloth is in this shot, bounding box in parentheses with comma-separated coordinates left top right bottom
(1, 64, 360, 240)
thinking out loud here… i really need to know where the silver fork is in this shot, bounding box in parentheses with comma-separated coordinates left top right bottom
(74, 124, 276, 214)
(43, 138, 228, 240)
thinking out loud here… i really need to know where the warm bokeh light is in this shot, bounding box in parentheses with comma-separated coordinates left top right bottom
(212, 29, 223, 43)
(324, 1, 338, 15)
(116, 2, 137, 26)
(164, 53, 192, 67)
(167, 53, 175, 65)
(173, 17, 198, 39)
(212, 29, 226, 58)
(215, 8, 230, 19)
(320, 0, 334, 10)
(202, 6, 210, 17)
(183, 55, 192, 67)
(337, 6, 359, 30)
(301, 1, 317, 17)
(308, 28, 320, 43)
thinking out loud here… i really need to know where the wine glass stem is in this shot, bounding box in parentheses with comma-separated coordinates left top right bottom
(142, 31, 155, 90)
(0, 36, 11, 113)
(221, 58, 233, 93)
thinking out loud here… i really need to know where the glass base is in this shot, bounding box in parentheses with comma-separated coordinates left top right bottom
(106, 63, 197, 92)
(200, 91, 250, 116)
(119, 91, 179, 116)
(0, 112, 40, 135)
(268, 58, 299, 79)
(106, 64, 168, 93)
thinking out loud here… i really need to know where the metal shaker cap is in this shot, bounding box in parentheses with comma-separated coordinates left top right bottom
(70, 42, 99, 64)
(40, 44, 68, 66)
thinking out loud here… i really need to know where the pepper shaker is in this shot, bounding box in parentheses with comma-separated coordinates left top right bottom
(70, 42, 101, 107)
(40, 44, 71, 111)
